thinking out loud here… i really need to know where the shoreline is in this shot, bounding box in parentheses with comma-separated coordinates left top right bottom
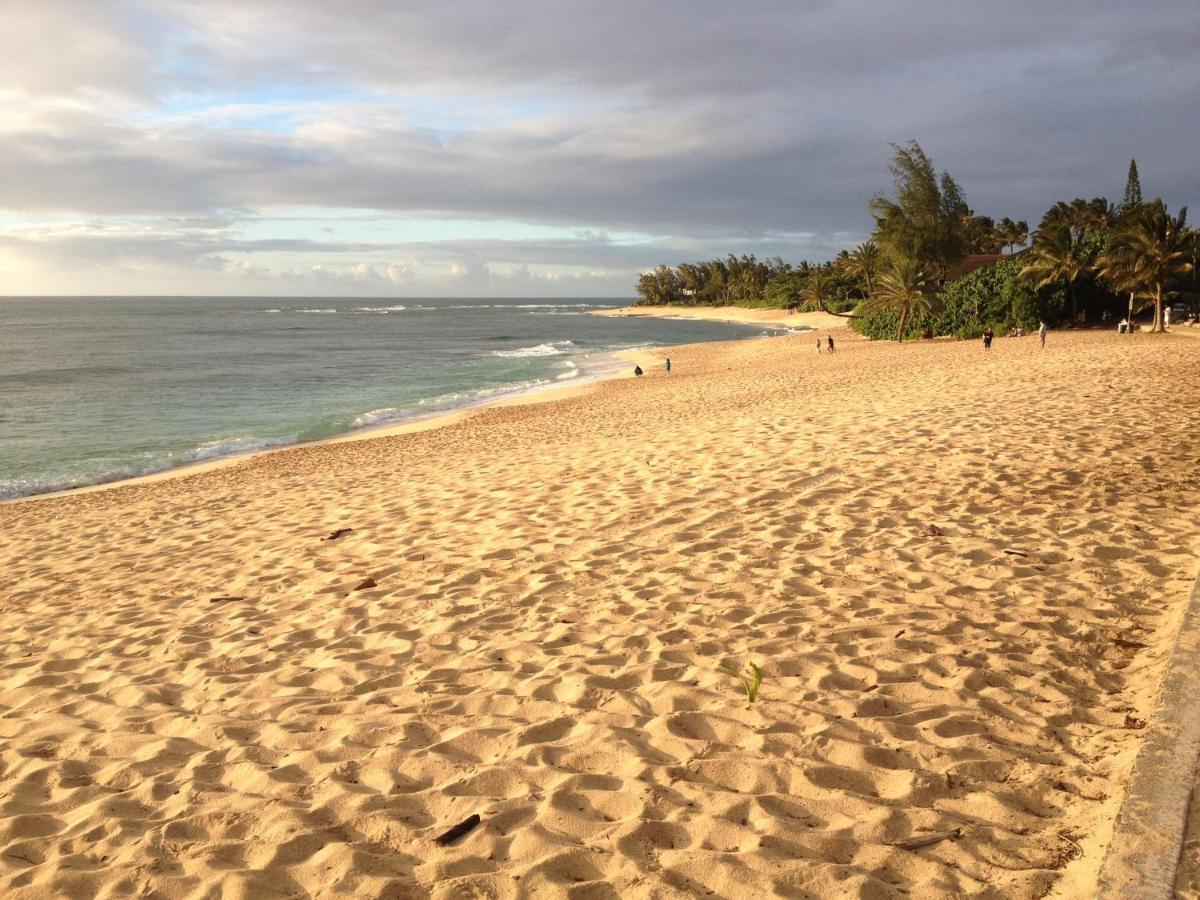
(0, 345, 669, 506)
(4, 307, 837, 506)
(590, 304, 850, 332)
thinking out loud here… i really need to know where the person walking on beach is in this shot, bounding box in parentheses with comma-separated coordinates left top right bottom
(664, 357, 671, 374)
(1038, 320, 1047, 348)
(982, 327, 993, 350)
(827, 335, 835, 353)
(816, 338, 822, 354)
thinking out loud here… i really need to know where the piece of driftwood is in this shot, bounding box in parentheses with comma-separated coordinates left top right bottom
(210, 596, 247, 603)
(1002, 548, 1029, 557)
(324, 528, 354, 541)
(890, 828, 961, 850)
(354, 577, 377, 591)
(434, 814, 481, 846)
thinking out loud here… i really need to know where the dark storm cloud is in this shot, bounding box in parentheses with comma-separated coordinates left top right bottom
(1, 0, 1197, 288)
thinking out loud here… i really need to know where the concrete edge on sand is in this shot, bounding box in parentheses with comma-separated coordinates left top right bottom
(1096, 562, 1200, 898)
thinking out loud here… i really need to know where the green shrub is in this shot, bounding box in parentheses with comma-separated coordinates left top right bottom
(935, 258, 1067, 335)
(851, 303, 935, 341)
(764, 270, 807, 309)
(855, 258, 1072, 341)
(954, 323, 986, 340)
(936, 259, 1014, 334)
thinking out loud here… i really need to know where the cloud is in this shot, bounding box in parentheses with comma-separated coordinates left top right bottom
(1, 1, 1197, 294)
(0, 211, 854, 296)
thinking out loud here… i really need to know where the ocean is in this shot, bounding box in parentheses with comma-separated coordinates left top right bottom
(0, 297, 785, 500)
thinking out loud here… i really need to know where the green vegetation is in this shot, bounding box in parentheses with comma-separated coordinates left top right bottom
(854, 258, 1063, 341)
(719, 661, 763, 703)
(635, 255, 790, 306)
(1099, 201, 1194, 332)
(635, 147, 1197, 339)
(868, 141, 971, 280)
(861, 258, 938, 342)
(1121, 158, 1143, 213)
(840, 241, 880, 294)
(1020, 222, 1094, 319)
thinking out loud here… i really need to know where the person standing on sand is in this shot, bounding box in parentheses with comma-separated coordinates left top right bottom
(665, 357, 671, 373)
(1039, 321, 1047, 348)
(827, 335, 835, 353)
(983, 327, 994, 350)
(816, 338, 822, 354)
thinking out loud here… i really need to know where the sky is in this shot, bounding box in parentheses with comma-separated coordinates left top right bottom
(1, 1, 1196, 297)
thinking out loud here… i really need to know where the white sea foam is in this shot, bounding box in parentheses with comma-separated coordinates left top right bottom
(0, 464, 160, 500)
(350, 377, 559, 430)
(0, 437, 286, 500)
(355, 305, 407, 313)
(296, 308, 338, 314)
(492, 340, 575, 358)
(183, 436, 287, 462)
(350, 408, 398, 428)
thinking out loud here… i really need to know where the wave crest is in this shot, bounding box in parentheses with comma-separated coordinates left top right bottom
(492, 340, 575, 358)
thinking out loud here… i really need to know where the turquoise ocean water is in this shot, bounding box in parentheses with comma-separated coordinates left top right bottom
(0, 297, 784, 499)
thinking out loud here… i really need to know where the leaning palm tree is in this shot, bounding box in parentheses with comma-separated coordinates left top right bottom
(839, 241, 881, 294)
(1100, 201, 1193, 332)
(801, 269, 855, 318)
(1020, 223, 1094, 320)
(862, 258, 938, 342)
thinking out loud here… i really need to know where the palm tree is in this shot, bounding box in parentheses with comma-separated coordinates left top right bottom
(801, 269, 834, 314)
(1083, 198, 1117, 237)
(1011, 220, 1029, 253)
(862, 258, 938, 341)
(996, 217, 1016, 253)
(1020, 223, 1094, 320)
(1100, 201, 1194, 332)
(839, 241, 881, 293)
(1040, 198, 1113, 242)
(801, 269, 855, 318)
(1097, 246, 1154, 332)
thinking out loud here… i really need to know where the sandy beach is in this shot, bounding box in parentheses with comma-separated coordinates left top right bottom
(2, 326, 1198, 898)
(590, 305, 849, 332)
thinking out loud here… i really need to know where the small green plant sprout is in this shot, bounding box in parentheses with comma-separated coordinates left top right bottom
(719, 661, 763, 703)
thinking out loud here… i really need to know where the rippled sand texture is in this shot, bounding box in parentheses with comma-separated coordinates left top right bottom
(2, 330, 1198, 899)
